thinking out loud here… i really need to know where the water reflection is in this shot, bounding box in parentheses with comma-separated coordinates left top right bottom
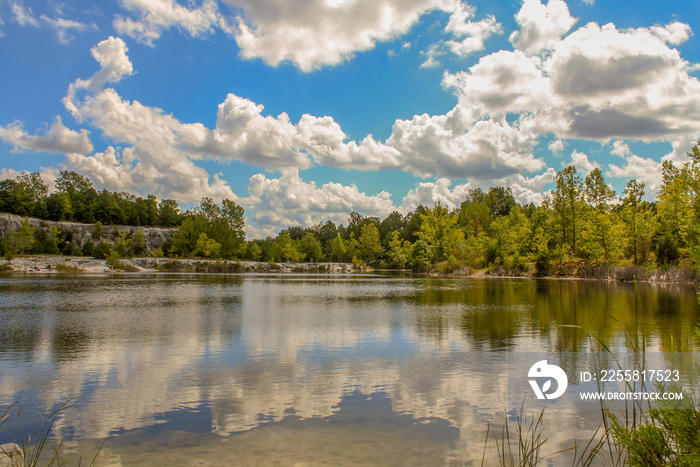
(0, 275, 698, 465)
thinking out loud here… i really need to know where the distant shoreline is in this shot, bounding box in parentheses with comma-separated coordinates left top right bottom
(1, 255, 698, 285)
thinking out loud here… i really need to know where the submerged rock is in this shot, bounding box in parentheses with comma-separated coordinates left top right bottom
(0, 443, 24, 467)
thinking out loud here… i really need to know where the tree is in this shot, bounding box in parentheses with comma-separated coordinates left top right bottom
(193, 233, 221, 258)
(582, 169, 619, 263)
(55, 170, 93, 195)
(6, 218, 36, 255)
(357, 223, 384, 262)
(657, 160, 693, 245)
(419, 203, 464, 263)
(379, 211, 406, 247)
(622, 180, 645, 265)
(0, 179, 33, 216)
(459, 189, 493, 237)
(584, 168, 615, 211)
(158, 199, 182, 227)
(552, 166, 583, 255)
(299, 232, 324, 262)
(16, 172, 48, 202)
(387, 231, 412, 269)
(132, 231, 147, 256)
(486, 186, 516, 217)
(329, 236, 348, 262)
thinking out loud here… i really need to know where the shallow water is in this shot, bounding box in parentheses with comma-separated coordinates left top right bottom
(0, 274, 698, 465)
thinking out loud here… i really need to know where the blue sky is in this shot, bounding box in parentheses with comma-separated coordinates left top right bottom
(1, 0, 700, 237)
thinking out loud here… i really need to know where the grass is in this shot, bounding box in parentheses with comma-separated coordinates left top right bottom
(484, 281, 700, 466)
(1, 401, 103, 467)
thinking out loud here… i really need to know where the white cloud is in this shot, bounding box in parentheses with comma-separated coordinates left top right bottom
(244, 170, 395, 237)
(443, 49, 555, 118)
(509, 0, 576, 54)
(0, 168, 22, 181)
(0, 116, 93, 155)
(11, 2, 39, 27)
(548, 139, 564, 155)
(114, 0, 229, 46)
(606, 155, 663, 194)
(501, 167, 556, 205)
(62, 37, 236, 203)
(569, 150, 599, 174)
(11, 2, 96, 43)
(40, 16, 98, 44)
(610, 140, 631, 157)
(386, 109, 545, 179)
(399, 178, 471, 213)
(649, 21, 692, 46)
(446, 18, 700, 157)
(230, 0, 448, 71)
(443, 1, 502, 57)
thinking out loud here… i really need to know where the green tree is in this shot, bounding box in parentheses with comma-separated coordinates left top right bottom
(622, 180, 645, 265)
(387, 231, 412, 269)
(582, 168, 620, 263)
(329, 236, 348, 262)
(0, 179, 33, 216)
(486, 186, 516, 217)
(657, 160, 694, 246)
(132, 231, 147, 256)
(418, 203, 464, 264)
(247, 242, 262, 261)
(299, 232, 324, 262)
(6, 218, 36, 255)
(357, 223, 384, 262)
(158, 199, 182, 227)
(552, 166, 583, 255)
(193, 232, 222, 258)
(459, 189, 493, 237)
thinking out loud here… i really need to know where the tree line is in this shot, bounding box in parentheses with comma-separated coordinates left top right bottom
(2, 141, 700, 273)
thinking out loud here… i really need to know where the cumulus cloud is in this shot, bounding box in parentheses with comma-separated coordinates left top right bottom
(607, 155, 663, 194)
(610, 140, 631, 157)
(244, 170, 395, 237)
(386, 109, 545, 179)
(500, 168, 556, 205)
(569, 150, 599, 174)
(114, 0, 230, 45)
(61, 36, 236, 203)
(548, 139, 565, 155)
(399, 178, 471, 213)
(443, 1, 502, 57)
(231, 0, 447, 71)
(446, 18, 700, 153)
(0, 116, 93, 154)
(649, 21, 692, 46)
(510, 0, 576, 54)
(113, 0, 502, 71)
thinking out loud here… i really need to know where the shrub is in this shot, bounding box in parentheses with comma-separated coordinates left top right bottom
(656, 234, 680, 266)
(93, 241, 113, 259)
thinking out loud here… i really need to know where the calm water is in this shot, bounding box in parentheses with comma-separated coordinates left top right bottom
(0, 274, 698, 465)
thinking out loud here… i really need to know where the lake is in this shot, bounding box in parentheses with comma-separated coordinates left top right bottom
(0, 274, 698, 465)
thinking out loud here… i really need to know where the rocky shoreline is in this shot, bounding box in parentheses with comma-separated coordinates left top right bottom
(0, 255, 355, 274)
(1, 255, 698, 285)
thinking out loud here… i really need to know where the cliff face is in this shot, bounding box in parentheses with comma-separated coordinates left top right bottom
(0, 212, 177, 251)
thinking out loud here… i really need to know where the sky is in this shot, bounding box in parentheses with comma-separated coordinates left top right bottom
(1, 0, 700, 238)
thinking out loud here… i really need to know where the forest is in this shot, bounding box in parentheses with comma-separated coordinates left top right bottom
(1, 141, 700, 276)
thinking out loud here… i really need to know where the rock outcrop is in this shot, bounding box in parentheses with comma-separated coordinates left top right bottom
(0, 212, 176, 251)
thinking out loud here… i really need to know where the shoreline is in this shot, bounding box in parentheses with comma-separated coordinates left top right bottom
(1, 255, 698, 285)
